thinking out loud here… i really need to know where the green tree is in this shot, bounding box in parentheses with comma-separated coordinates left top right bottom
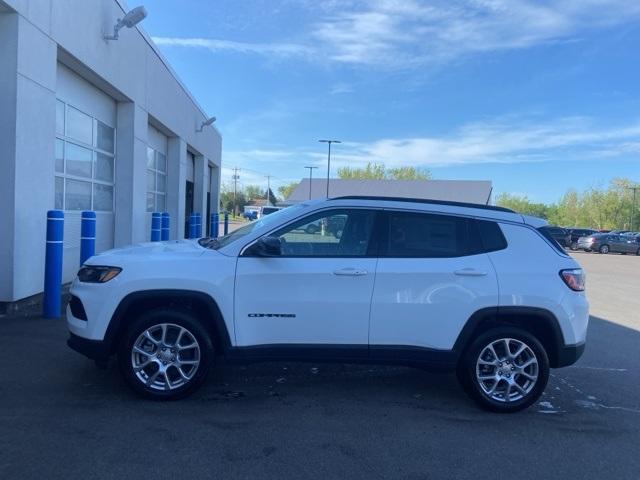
(243, 185, 262, 201)
(337, 162, 431, 180)
(278, 181, 299, 200)
(495, 193, 550, 218)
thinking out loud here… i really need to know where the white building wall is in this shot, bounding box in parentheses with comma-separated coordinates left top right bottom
(0, 0, 222, 303)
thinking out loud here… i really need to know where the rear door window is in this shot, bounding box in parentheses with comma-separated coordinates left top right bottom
(381, 211, 478, 258)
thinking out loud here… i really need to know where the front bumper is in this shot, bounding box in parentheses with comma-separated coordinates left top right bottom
(555, 341, 585, 367)
(67, 333, 110, 361)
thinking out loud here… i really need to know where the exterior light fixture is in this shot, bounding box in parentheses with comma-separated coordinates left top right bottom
(197, 117, 217, 132)
(104, 6, 148, 41)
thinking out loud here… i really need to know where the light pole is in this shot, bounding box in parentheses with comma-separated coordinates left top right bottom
(318, 139, 341, 198)
(265, 175, 272, 206)
(628, 186, 639, 231)
(304, 166, 318, 199)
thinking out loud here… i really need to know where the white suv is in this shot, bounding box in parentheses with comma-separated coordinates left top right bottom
(66, 197, 588, 412)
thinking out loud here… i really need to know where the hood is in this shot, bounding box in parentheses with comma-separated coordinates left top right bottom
(85, 240, 209, 266)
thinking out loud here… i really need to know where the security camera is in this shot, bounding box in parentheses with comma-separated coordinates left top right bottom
(197, 117, 217, 132)
(104, 6, 148, 41)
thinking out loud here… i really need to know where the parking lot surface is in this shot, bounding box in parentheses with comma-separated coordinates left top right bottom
(1, 252, 638, 479)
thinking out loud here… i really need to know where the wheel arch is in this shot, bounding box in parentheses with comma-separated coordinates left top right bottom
(104, 290, 232, 356)
(453, 307, 566, 368)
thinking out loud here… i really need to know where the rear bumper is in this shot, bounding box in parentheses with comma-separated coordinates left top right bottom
(555, 341, 585, 368)
(67, 333, 110, 361)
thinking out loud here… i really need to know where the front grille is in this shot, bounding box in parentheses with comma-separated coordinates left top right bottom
(69, 295, 87, 321)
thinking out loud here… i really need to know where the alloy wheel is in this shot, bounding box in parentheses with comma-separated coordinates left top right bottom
(131, 323, 201, 391)
(475, 338, 539, 403)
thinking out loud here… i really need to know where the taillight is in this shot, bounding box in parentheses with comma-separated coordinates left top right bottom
(560, 268, 585, 291)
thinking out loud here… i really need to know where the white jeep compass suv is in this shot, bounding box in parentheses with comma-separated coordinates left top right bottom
(67, 196, 588, 412)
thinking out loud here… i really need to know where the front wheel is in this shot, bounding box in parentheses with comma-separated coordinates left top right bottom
(599, 244, 609, 254)
(570, 242, 578, 250)
(118, 309, 214, 400)
(457, 328, 549, 413)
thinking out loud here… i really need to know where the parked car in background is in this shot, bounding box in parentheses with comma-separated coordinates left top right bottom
(567, 228, 597, 250)
(539, 226, 571, 248)
(577, 233, 640, 254)
(258, 206, 283, 218)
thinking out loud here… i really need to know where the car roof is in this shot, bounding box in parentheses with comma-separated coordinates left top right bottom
(321, 196, 528, 224)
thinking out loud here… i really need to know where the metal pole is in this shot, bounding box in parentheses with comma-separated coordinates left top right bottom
(43, 210, 64, 318)
(161, 212, 170, 241)
(80, 210, 96, 265)
(224, 212, 229, 235)
(629, 186, 638, 231)
(319, 140, 341, 199)
(232, 167, 239, 217)
(326, 142, 331, 198)
(265, 175, 272, 206)
(151, 212, 161, 241)
(304, 166, 318, 200)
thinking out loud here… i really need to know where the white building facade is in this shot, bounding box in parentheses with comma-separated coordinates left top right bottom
(0, 0, 222, 304)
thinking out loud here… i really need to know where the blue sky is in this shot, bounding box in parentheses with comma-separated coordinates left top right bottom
(141, 0, 639, 202)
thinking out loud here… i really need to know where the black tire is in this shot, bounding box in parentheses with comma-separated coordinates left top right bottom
(118, 309, 214, 400)
(457, 327, 549, 413)
(599, 244, 609, 254)
(570, 242, 578, 251)
(636, 248, 640, 256)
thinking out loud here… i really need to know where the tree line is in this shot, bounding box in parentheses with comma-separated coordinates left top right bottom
(496, 177, 640, 230)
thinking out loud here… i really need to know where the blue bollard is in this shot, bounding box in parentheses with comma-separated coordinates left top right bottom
(195, 212, 202, 238)
(80, 211, 96, 266)
(210, 213, 219, 238)
(189, 213, 197, 239)
(224, 212, 229, 236)
(43, 210, 64, 319)
(150, 212, 161, 241)
(161, 212, 170, 241)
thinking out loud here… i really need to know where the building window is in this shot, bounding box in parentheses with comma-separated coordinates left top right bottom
(54, 99, 115, 211)
(146, 147, 167, 212)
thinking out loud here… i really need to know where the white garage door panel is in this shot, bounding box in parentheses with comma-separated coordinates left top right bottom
(56, 63, 116, 127)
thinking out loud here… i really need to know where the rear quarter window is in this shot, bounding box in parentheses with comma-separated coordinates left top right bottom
(476, 220, 508, 253)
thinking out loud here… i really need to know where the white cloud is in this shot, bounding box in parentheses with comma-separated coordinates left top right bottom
(153, 1, 640, 69)
(151, 36, 311, 57)
(311, 0, 640, 67)
(315, 116, 640, 168)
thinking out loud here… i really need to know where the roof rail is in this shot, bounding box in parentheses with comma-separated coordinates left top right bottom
(329, 196, 516, 213)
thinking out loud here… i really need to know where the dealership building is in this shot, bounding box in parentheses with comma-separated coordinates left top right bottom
(0, 0, 222, 306)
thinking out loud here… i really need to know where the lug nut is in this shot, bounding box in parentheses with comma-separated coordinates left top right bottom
(498, 370, 503, 375)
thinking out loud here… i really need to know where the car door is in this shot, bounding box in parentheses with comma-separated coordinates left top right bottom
(234, 208, 379, 347)
(369, 211, 499, 351)
(609, 235, 623, 253)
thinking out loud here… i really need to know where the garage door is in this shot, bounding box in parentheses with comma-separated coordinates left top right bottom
(55, 63, 116, 282)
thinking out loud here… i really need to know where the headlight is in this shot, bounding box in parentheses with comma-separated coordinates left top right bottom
(77, 266, 122, 283)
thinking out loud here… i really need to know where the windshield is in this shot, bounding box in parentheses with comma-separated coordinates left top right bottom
(200, 204, 304, 249)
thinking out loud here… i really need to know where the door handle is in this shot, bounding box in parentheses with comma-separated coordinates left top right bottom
(333, 268, 368, 276)
(454, 268, 488, 277)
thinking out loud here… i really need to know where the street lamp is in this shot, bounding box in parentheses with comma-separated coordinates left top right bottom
(627, 186, 639, 231)
(304, 166, 318, 199)
(318, 139, 341, 198)
(104, 6, 147, 41)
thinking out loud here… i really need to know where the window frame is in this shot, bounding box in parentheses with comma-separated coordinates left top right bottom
(54, 99, 116, 212)
(243, 208, 382, 258)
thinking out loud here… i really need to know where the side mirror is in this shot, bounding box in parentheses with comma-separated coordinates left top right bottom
(244, 236, 281, 257)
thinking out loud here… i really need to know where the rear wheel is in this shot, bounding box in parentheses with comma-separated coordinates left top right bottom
(599, 244, 609, 254)
(118, 309, 214, 400)
(457, 327, 549, 413)
(570, 242, 578, 250)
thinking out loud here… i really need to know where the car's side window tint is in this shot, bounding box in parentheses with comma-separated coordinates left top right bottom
(476, 219, 508, 252)
(272, 209, 376, 257)
(384, 212, 475, 258)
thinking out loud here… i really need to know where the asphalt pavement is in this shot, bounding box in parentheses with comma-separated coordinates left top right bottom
(0, 252, 638, 479)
